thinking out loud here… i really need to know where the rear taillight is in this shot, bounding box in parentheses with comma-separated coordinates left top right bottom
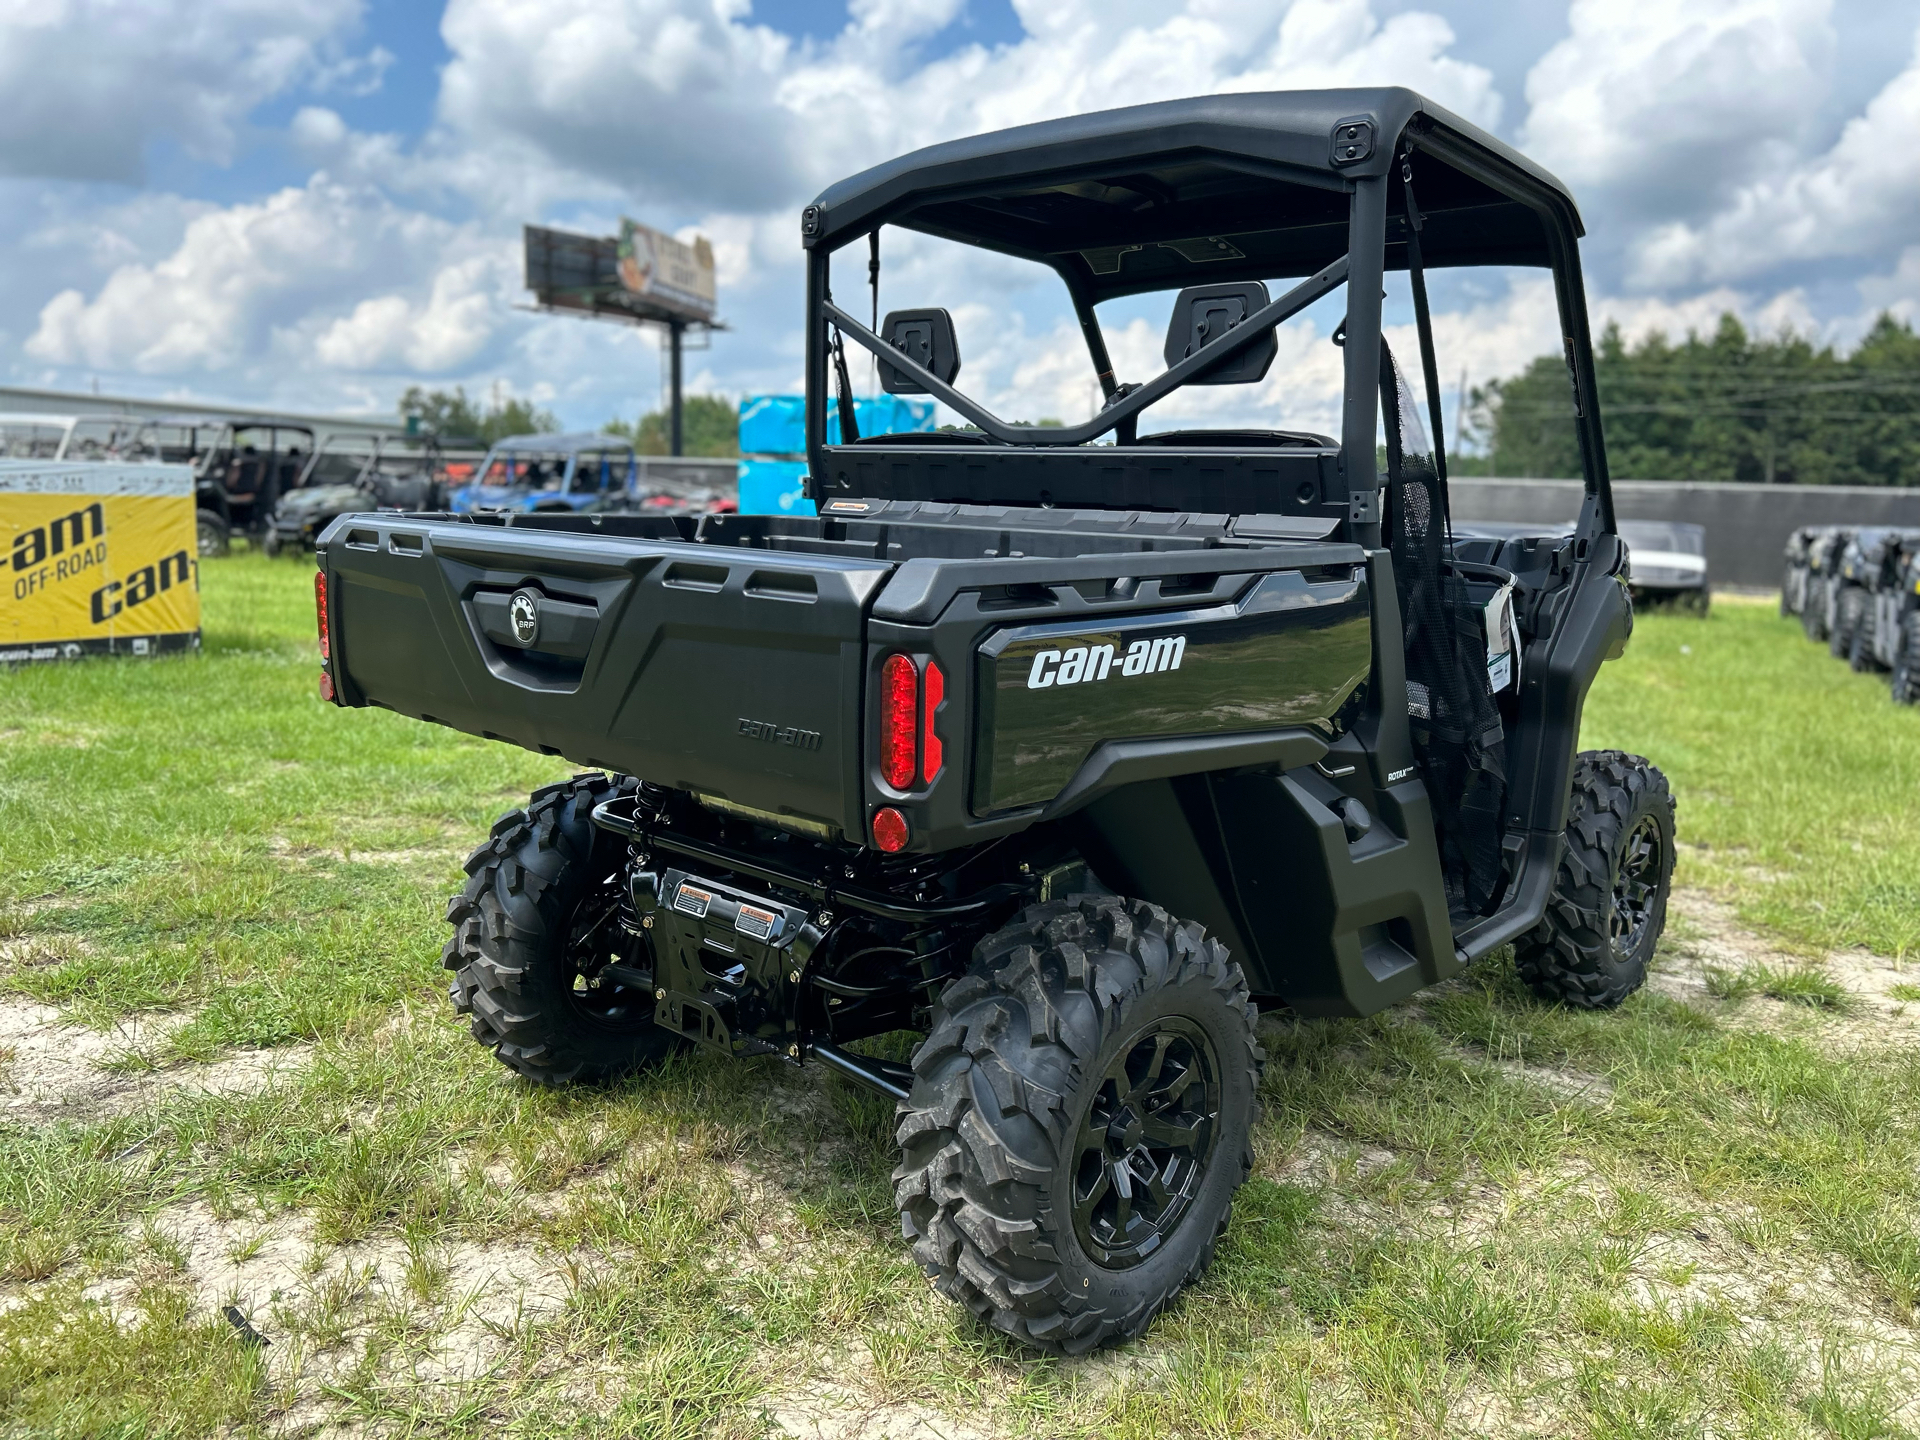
(878, 653, 945, 797)
(314, 568, 330, 662)
(922, 660, 944, 780)
(879, 653, 917, 789)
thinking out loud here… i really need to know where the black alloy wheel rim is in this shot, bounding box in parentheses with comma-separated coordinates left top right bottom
(1071, 1017, 1222, 1269)
(1611, 813, 1665, 955)
(564, 872, 654, 1031)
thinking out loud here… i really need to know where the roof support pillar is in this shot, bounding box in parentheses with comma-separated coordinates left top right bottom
(1341, 176, 1387, 550)
(804, 251, 829, 498)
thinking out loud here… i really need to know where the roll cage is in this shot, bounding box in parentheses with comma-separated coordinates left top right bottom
(800, 87, 1616, 546)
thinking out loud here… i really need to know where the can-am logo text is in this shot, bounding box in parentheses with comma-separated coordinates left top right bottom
(1026, 634, 1186, 689)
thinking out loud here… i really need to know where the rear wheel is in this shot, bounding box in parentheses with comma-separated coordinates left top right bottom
(1831, 588, 1865, 659)
(1516, 751, 1676, 1009)
(1678, 583, 1711, 617)
(261, 529, 283, 558)
(894, 894, 1262, 1355)
(1849, 612, 1876, 672)
(444, 773, 682, 1085)
(1803, 593, 1826, 641)
(196, 510, 230, 558)
(1893, 615, 1920, 705)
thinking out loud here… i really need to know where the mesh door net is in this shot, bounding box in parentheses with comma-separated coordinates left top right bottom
(1379, 344, 1508, 915)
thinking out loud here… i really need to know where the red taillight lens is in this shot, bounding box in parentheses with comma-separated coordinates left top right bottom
(879, 653, 917, 789)
(872, 806, 909, 852)
(921, 660, 944, 780)
(314, 569, 330, 662)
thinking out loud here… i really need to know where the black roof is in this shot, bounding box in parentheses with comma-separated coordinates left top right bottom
(808, 88, 1581, 300)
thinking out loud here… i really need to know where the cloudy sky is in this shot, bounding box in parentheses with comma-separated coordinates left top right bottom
(3, 0, 1918, 442)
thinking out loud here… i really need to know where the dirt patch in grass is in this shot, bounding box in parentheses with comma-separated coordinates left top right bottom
(265, 834, 469, 871)
(1661, 887, 1920, 1046)
(767, 1373, 1005, 1440)
(21, 1197, 581, 1418)
(0, 997, 310, 1124)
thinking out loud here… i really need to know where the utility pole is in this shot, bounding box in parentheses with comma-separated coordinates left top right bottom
(669, 319, 685, 457)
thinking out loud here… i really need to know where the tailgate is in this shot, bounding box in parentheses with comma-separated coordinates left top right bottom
(318, 515, 891, 838)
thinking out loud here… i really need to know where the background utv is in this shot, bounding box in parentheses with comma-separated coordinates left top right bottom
(313, 88, 1675, 1355)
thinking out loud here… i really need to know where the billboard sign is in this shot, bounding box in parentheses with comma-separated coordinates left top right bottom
(617, 219, 716, 321)
(524, 222, 716, 326)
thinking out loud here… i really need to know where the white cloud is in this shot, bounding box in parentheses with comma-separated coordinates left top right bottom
(311, 251, 513, 371)
(0, 0, 377, 182)
(1858, 245, 1920, 326)
(1521, 0, 1836, 224)
(1624, 25, 1920, 286)
(25, 177, 492, 375)
(432, 0, 1498, 218)
(435, 0, 804, 214)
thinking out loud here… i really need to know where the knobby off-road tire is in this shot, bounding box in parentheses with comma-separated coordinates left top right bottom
(1892, 615, 1920, 705)
(1831, 588, 1866, 660)
(1802, 595, 1825, 642)
(1516, 750, 1677, 1009)
(894, 895, 1263, 1355)
(444, 772, 681, 1085)
(1848, 611, 1877, 672)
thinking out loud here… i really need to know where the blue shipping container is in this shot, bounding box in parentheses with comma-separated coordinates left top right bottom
(737, 458, 810, 516)
(737, 394, 934, 455)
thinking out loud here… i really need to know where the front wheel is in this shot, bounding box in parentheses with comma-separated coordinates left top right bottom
(894, 895, 1263, 1355)
(444, 773, 683, 1085)
(1516, 751, 1676, 1009)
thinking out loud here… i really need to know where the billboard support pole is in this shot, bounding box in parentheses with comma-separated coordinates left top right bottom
(669, 319, 685, 457)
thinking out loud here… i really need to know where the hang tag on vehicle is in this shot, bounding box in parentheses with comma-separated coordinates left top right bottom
(1484, 583, 1518, 694)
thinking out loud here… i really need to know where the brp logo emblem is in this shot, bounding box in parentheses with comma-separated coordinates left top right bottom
(508, 588, 540, 646)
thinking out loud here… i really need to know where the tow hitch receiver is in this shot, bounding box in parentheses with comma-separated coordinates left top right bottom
(631, 863, 822, 1057)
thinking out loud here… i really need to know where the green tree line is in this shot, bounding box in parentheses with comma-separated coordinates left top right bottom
(396, 386, 741, 457)
(602, 394, 739, 457)
(398, 385, 557, 444)
(1463, 311, 1920, 484)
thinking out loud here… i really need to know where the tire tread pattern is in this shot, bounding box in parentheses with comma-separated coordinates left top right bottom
(892, 895, 1263, 1355)
(1515, 750, 1676, 1010)
(443, 772, 667, 1085)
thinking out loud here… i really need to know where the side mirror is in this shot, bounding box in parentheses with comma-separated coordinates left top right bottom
(877, 308, 962, 394)
(1162, 282, 1276, 385)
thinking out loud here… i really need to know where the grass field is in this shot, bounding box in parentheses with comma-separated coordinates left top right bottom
(2, 555, 1918, 1438)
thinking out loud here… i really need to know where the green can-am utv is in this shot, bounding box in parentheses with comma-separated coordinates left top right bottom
(314, 88, 1674, 1354)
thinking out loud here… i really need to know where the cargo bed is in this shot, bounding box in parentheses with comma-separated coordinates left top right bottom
(318, 506, 1372, 848)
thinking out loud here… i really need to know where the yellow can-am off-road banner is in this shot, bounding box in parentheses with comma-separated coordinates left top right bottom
(0, 460, 201, 663)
